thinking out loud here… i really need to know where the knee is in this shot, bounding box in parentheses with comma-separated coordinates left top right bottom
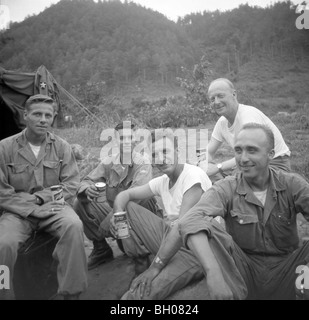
(0, 236, 19, 259)
(126, 201, 141, 218)
(61, 213, 84, 237)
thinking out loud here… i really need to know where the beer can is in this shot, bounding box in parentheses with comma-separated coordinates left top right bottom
(114, 211, 130, 239)
(95, 182, 106, 191)
(94, 182, 106, 202)
(50, 185, 64, 203)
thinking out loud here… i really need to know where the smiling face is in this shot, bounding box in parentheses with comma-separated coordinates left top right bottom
(152, 137, 178, 177)
(208, 80, 238, 119)
(24, 102, 54, 141)
(234, 128, 275, 181)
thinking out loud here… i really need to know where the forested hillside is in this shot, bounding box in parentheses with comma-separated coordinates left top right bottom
(0, 0, 308, 89)
(0, 0, 199, 88)
(0, 0, 308, 125)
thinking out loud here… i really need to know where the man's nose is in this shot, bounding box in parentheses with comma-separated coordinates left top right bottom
(240, 151, 249, 163)
(40, 115, 47, 122)
(214, 96, 221, 104)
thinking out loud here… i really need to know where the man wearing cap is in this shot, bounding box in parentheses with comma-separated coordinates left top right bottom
(74, 122, 162, 270)
(0, 94, 87, 300)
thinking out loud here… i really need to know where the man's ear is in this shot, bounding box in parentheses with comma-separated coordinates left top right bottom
(268, 149, 275, 160)
(23, 110, 28, 121)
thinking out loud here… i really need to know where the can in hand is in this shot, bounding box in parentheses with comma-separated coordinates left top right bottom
(94, 182, 106, 203)
(50, 185, 64, 204)
(114, 211, 130, 239)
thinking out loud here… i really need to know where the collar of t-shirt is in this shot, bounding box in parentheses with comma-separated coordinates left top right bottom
(28, 142, 41, 158)
(253, 189, 268, 206)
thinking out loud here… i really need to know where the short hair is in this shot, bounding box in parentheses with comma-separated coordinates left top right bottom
(209, 78, 235, 91)
(114, 121, 135, 132)
(25, 94, 54, 111)
(150, 128, 178, 149)
(240, 123, 275, 151)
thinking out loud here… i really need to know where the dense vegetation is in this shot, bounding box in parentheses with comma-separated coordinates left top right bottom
(0, 0, 307, 88)
(0, 0, 308, 128)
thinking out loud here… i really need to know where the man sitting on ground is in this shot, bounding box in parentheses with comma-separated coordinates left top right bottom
(179, 123, 309, 300)
(110, 129, 212, 300)
(74, 122, 162, 270)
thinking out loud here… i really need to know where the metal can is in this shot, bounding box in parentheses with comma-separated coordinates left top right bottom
(94, 182, 106, 202)
(114, 211, 130, 239)
(50, 185, 64, 203)
(95, 182, 106, 192)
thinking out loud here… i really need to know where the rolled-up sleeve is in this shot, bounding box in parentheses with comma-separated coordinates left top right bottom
(178, 185, 229, 249)
(131, 163, 153, 188)
(77, 162, 106, 196)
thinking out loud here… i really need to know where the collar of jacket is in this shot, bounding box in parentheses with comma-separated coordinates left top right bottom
(236, 167, 286, 199)
(110, 152, 134, 173)
(16, 129, 56, 147)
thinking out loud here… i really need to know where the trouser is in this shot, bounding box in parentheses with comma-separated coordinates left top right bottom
(73, 197, 163, 241)
(120, 201, 204, 300)
(179, 216, 309, 300)
(0, 206, 88, 298)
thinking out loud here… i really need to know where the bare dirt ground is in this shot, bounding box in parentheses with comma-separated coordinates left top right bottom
(76, 138, 309, 301)
(80, 237, 135, 300)
(79, 218, 309, 300)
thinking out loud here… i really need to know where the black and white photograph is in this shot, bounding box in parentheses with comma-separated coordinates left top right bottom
(0, 0, 308, 305)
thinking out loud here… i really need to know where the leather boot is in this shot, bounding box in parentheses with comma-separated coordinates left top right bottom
(88, 239, 113, 270)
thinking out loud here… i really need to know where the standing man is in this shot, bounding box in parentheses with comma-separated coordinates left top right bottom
(179, 123, 309, 299)
(74, 122, 162, 270)
(0, 94, 87, 300)
(199, 78, 291, 179)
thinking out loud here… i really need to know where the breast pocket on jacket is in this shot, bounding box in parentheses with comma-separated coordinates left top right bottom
(227, 210, 259, 251)
(7, 163, 29, 191)
(43, 160, 61, 185)
(271, 211, 298, 250)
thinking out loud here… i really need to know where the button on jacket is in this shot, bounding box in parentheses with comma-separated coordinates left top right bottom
(0, 130, 80, 217)
(182, 168, 309, 257)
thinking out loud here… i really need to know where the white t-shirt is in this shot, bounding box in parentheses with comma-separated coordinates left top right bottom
(149, 163, 212, 221)
(211, 104, 290, 158)
(28, 143, 41, 158)
(253, 189, 267, 206)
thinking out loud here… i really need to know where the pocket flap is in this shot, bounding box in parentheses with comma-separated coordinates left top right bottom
(230, 210, 258, 224)
(7, 163, 28, 174)
(43, 160, 60, 169)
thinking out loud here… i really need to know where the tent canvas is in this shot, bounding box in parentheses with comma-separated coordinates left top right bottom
(0, 65, 61, 141)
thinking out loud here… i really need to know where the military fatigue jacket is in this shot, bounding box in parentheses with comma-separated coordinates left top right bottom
(0, 130, 80, 217)
(184, 168, 309, 257)
(77, 152, 152, 208)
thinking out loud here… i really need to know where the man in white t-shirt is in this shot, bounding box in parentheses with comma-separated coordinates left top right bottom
(199, 78, 291, 179)
(109, 129, 212, 300)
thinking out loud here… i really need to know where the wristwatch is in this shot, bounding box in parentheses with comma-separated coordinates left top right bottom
(217, 163, 224, 175)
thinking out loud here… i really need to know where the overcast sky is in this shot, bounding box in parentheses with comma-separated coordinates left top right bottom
(0, 0, 302, 26)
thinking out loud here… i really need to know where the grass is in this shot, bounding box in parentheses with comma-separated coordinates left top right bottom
(53, 99, 309, 182)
